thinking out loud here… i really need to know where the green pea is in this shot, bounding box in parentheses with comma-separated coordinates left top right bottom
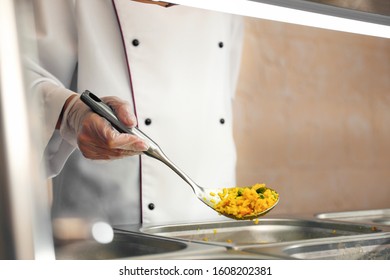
(256, 187, 266, 194)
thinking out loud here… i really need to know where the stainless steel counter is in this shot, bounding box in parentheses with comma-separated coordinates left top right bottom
(54, 209, 390, 260)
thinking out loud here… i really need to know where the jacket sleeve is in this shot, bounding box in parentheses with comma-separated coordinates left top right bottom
(25, 0, 78, 177)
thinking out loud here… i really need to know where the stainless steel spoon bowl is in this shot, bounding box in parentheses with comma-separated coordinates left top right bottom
(80, 90, 279, 220)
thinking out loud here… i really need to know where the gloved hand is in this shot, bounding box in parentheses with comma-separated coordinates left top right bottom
(60, 95, 148, 159)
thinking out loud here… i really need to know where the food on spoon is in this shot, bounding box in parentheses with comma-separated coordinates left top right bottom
(211, 183, 279, 219)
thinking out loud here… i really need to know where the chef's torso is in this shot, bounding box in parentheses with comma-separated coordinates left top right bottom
(51, 0, 242, 226)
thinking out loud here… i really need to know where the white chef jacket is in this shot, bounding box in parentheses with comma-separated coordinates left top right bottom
(27, 0, 243, 226)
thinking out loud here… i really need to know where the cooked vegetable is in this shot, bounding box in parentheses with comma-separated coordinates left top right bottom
(211, 183, 279, 219)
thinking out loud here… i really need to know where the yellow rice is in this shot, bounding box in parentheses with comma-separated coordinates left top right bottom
(211, 183, 279, 219)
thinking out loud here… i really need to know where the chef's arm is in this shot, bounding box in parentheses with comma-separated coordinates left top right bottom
(55, 94, 78, 130)
(23, 0, 78, 177)
(26, 0, 148, 177)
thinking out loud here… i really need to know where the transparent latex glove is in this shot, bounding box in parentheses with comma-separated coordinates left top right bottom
(60, 95, 148, 160)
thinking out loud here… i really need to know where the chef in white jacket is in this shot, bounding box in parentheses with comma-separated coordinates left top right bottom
(27, 0, 243, 226)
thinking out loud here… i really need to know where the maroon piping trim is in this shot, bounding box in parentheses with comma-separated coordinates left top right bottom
(112, 0, 143, 223)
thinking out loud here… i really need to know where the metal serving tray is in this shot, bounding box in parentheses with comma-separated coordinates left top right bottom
(54, 231, 225, 260)
(138, 218, 384, 247)
(56, 216, 390, 260)
(242, 233, 390, 260)
(316, 209, 390, 226)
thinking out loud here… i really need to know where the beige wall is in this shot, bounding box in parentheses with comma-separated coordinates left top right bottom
(233, 17, 390, 216)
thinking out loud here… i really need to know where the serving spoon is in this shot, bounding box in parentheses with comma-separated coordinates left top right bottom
(80, 90, 279, 220)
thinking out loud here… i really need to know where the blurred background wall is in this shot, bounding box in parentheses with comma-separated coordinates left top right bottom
(233, 17, 390, 216)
